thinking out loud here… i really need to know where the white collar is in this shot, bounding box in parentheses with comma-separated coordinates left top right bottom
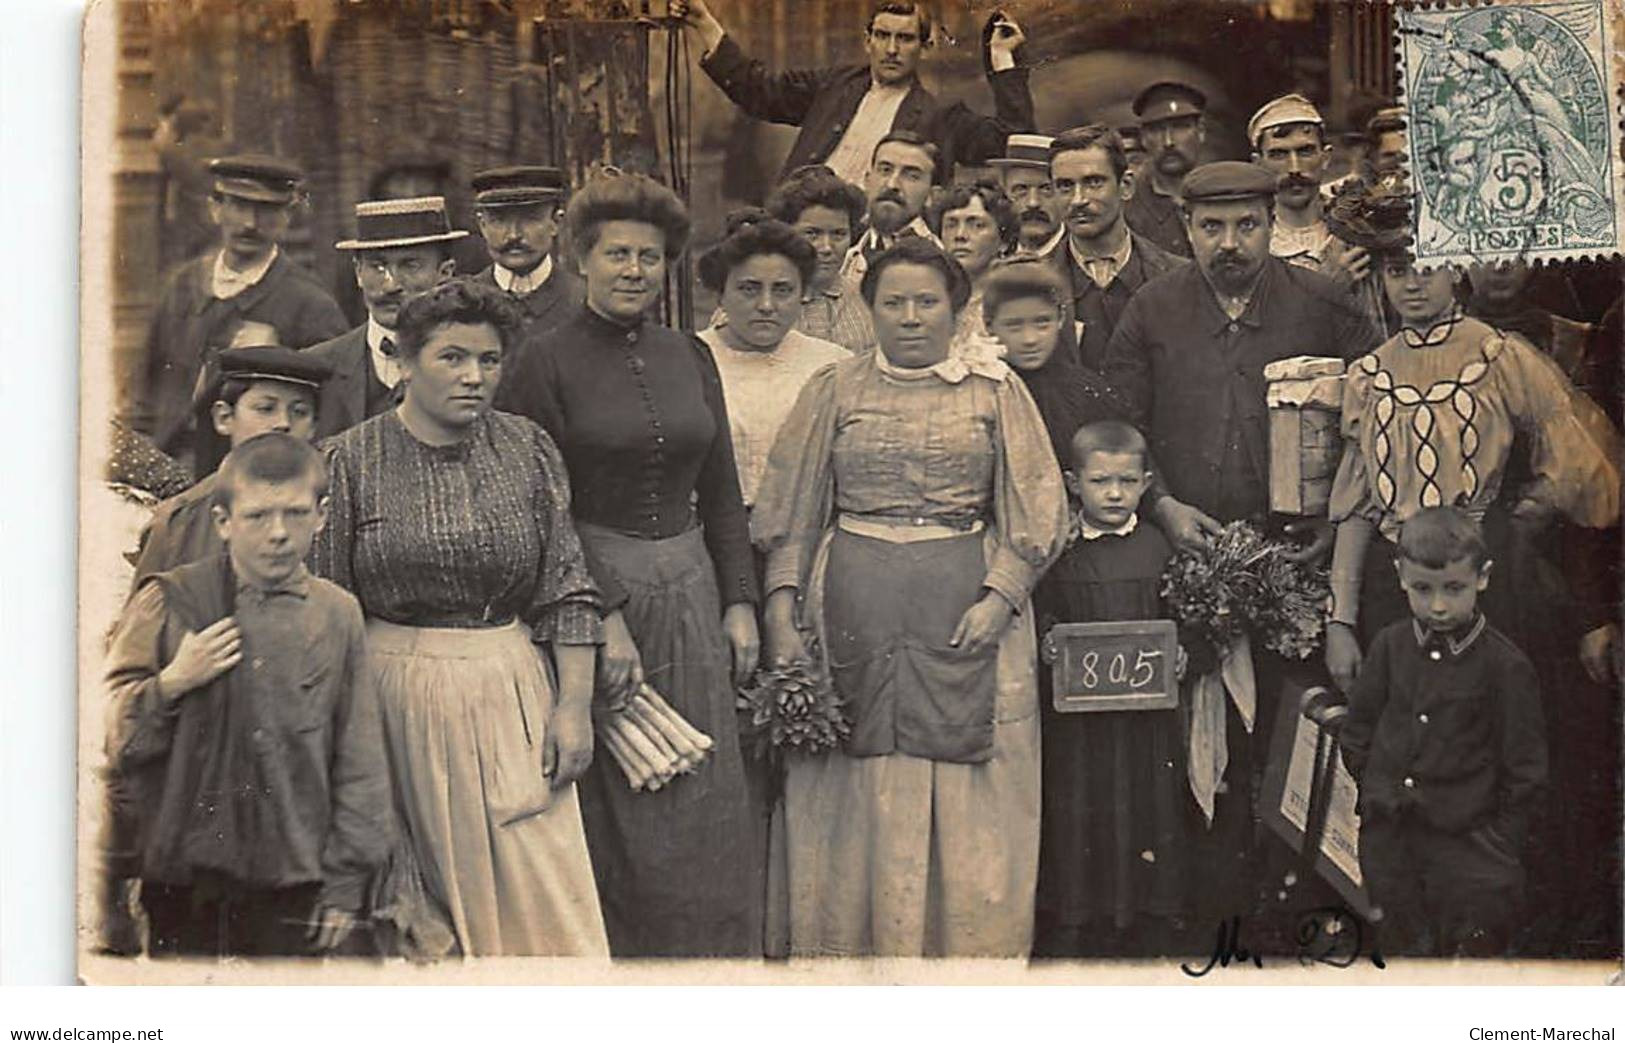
(1271, 218, 1333, 261)
(211, 246, 279, 300)
(365, 318, 404, 388)
(1070, 510, 1140, 543)
(873, 342, 1008, 385)
(493, 255, 553, 296)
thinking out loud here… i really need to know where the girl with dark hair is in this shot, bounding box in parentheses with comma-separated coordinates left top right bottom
(497, 170, 764, 957)
(752, 237, 1066, 956)
(698, 209, 850, 511)
(766, 165, 877, 353)
(312, 278, 610, 956)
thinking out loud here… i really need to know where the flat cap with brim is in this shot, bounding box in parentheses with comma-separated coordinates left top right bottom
(988, 133, 1056, 169)
(217, 344, 334, 390)
(1179, 160, 1279, 204)
(1367, 105, 1406, 134)
(1133, 81, 1206, 123)
(471, 165, 568, 207)
(208, 154, 305, 204)
(335, 196, 469, 250)
(1247, 93, 1324, 148)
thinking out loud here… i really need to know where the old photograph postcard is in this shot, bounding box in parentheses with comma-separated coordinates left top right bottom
(74, 0, 1623, 988)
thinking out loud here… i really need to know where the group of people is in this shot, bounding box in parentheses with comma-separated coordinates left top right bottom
(102, 0, 1621, 963)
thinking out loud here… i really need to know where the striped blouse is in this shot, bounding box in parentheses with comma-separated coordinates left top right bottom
(311, 408, 602, 645)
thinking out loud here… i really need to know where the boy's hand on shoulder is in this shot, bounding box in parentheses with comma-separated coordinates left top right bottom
(158, 617, 243, 702)
(308, 903, 358, 952)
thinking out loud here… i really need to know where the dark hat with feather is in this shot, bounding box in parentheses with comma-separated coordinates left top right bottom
(1324, 176, 1414, 257)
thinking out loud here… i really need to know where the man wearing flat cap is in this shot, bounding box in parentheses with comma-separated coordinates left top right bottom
(1101, 160, 1381, 922)
(675, 0, 1034, 186)
(990, 133, 1065, 259)
(129, 155, 348, 469)
(468, 165, 584, 381)
(305, 196, 465, 438)
(1248, 93, 1389, 336)
(1123, 81, 1207, 259)
(1047, 124, 1186, 371)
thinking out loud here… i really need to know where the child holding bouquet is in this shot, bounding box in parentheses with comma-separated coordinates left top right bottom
(1033, 420, 1196, 958)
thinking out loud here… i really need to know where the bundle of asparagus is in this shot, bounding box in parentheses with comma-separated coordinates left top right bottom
(596, 683, 715, 792)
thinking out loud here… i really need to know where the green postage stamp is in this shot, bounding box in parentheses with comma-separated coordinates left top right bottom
(1397, 0, 1625, 267)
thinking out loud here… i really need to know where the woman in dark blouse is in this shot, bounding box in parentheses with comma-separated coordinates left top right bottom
(312, 280, 609, 957)
(497, 169, 763, 957)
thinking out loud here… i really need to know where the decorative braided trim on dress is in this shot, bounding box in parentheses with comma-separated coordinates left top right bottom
(1357, 332, 1507, 514)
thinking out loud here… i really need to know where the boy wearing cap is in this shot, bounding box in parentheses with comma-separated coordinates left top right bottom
(105, 433, 391, 957)
(468, 165, 584, 380)
(1248, 93, 1389, 335)
(129, 155, 347, 467)
(130, 346, 333, 591)
(1123, 81, 1206, 258)
(305, 197, 464, 437)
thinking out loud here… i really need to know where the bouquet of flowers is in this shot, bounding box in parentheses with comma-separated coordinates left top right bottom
(1160, 520, 1330, 677)
(737, 655, 851, 767)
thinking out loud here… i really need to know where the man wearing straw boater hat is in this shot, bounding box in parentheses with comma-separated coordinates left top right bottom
(131, 155, 348, 466)
(989, 132, 1065, 259)
(467, 165, 584, 382)
(305, 196, 465, 437)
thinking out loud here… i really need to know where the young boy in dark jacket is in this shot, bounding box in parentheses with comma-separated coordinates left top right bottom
(1340, 506, 1548, 956)
(104, 432, 391, 957)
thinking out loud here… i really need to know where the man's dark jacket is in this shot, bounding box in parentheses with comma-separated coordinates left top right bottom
(131, 250, 348, 456)
(1049, 229, 1187, 371)
(699, 35, 1034, 182)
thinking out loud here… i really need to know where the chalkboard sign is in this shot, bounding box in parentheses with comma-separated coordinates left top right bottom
(1040, 620, 1180, 713)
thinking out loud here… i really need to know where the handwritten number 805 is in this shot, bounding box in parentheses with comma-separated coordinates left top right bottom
(1079, 649, 1162, 689)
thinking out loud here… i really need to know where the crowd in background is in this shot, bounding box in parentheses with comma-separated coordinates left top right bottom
(101, 0, 1621, 964)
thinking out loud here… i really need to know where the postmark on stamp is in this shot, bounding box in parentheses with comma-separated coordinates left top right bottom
(1396, 0, 1625, 267)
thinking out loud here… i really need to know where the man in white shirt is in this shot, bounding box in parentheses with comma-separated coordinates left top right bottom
(1248, 94, 1388, 334)
(677, 0, 1033, 186)
(467, 165, 584, 385)
(305, 196, 465, 437)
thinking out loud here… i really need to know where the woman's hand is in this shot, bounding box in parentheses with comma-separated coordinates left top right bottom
(949, 592, 1015, 654)
(543, 699, 595, 789)
(762, 588, 807, 667)
(723, 602, 761, 687)
(598, 610, 645, 705)
(1153, 496, 1223, 553)
(1578, 623, 1619, 686)
(1325, 620, 1363, 693)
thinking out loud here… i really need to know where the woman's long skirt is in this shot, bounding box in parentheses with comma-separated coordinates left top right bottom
(367, 619, 609, 957)
(781, 527, 1042, 957)
(574, 524, 763, 957)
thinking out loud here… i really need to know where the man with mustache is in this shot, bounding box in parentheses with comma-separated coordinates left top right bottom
(1123, 82, 1206, 259)
(304, 196, 466, 438)
(1247, 94, 1388, 335)
(468, 165, 583, 384)
(989, 133, 1065, 259)
(839, 130, 944, 287)
(129, 155, 348, 471)
(1047, 124, 1185, 372)
(1101, 161, 1382, 926)
(675, 0, 1034, 188)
